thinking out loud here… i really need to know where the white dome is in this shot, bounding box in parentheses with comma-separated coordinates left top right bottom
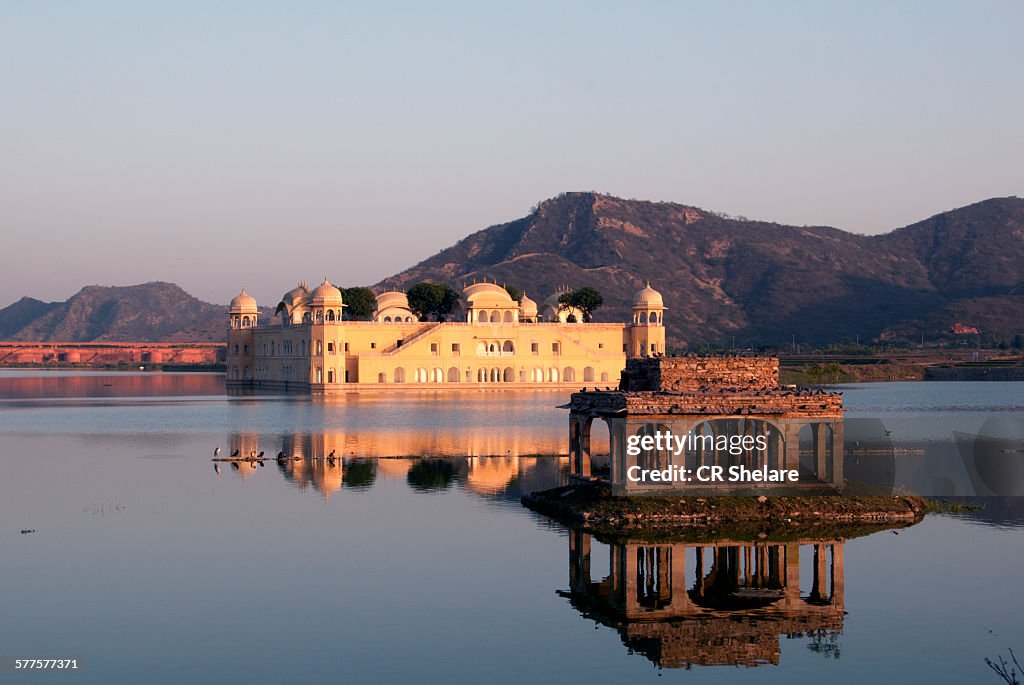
(310, 278, 343, 305)
(519, 292, 538, 317)
(463, 282, 514, 308)
(632, 282, 664, 308)
(229, 289, 257, 312)
(375, 291, 410, 310)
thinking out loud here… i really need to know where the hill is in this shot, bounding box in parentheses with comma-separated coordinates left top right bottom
(0, 282, 229, 343)
(377, 193, 1024, 347)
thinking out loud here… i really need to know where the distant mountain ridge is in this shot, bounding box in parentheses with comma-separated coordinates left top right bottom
(377, 193, 1024, 346)
(2, 195, 1021, 346)
(0, 282, 228, 343)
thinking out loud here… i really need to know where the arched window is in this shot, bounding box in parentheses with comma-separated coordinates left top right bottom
(316, 367, 323, 383)
(563, 367, 575, 382)
(405, 317, 412, 322)
(432, 367, 443, 383)
(447, 367, 460, 382)
(489, 343, 497, 354)
(503, 310, 514, 323)
(384, 316, 392, 322)
(584, 366, 595, 382)
(477, 310, 488, 323)
(601, 372, 609, 382)
(548, 367, 559, 382)
(416, 367, 428, 383)
(378, 372, 387, 383)
(326, 310, 335, 321)
(316, 341, 323, 355)
(394, 368, 406, 383)
(502, 340, 514, 353)
(503, 367, 515, 382)
(476, 342, 487, 356)
(533, 367, 543, 382)
(327, 369, 334, 383)
(241, 316, 250, 327)
(477, 368, 486, 382)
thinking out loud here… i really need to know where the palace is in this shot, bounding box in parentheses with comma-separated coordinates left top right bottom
(226, 279, 666, 393)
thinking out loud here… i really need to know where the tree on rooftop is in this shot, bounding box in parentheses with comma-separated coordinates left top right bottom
(407, 282, 460, 322)
(559, 287, 604, 322)
(341, 287, 376, 320)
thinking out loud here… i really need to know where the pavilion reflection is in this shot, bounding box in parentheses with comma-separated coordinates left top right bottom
(561, 529, 861, 669)
(223, 431, 568, 499)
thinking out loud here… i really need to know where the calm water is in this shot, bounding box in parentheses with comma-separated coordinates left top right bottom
(1, 372, 1022, 683)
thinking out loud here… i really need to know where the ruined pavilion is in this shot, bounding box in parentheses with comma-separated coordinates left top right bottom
(568, 355, 845, 494)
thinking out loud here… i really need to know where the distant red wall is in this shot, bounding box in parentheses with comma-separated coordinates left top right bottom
(0, 342, 226, 366)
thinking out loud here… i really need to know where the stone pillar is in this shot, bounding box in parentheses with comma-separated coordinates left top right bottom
(611, 544, 627, 611)
(814, 423, 828, 482)
(831, 421, 844, 486)
(569, 529, 591, 593)
(784, 543, 801, 608)
(671, 544, 689, 610)
(782, 424, 801, 474)
(811, 544, 827, 601)
(623, 544, 640, 613)
(831, 543, 845, 609)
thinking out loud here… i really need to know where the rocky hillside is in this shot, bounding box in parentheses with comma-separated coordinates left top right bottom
(378, 193, 1024, 346)
(0, 282, 229, 342)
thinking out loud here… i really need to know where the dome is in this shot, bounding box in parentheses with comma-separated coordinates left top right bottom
(229, 289, 257, 312)
(375, 291, 410, 310)
(463, 281, 515, 308)
(542, 286, 572, 310)
(632, 281, 664, 308)
(519, 292, 538, 318)
(310, 278, 343, 305)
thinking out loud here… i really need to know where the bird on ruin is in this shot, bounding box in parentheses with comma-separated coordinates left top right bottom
(214, 446, 221, 456)
(257, 451, 265, 459)
(277, 451, 287, 462)
(231, 449, 240, 457)
(328, 449, 336, 458)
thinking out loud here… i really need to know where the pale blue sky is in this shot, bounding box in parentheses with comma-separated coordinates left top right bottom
(1, 1, 1021, 306)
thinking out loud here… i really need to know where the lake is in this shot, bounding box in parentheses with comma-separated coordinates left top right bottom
(1, 372, 1022, 683)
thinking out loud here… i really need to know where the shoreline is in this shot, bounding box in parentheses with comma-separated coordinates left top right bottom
(522, 482, 928, 538)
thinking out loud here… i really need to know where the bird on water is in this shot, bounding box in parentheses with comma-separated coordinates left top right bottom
(214, 446, 221, 456)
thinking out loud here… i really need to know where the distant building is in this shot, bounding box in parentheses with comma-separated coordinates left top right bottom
(951, 322, 981, 335)
(226, 279, 665, 393)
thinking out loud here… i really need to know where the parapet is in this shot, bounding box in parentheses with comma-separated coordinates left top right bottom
(620, 355, 779, 392)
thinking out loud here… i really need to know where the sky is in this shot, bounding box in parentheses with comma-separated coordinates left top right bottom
(1, 1, 1022, 307)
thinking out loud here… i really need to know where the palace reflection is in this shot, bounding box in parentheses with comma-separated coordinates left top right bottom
(562, 529, 854, 669)
(223, 431, 569, 500)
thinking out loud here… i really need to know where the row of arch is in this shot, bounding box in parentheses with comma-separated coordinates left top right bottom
(230, 315, 257, 329)
(381, 316, 415, 322)
(477, 340, 515, 355)
(376, 366, 610, 384)
(632, 311, 662, 325)
(474, 309, 518, 323)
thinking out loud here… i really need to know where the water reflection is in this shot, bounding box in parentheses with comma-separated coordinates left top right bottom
(219, 431, 569, 500)
(559, 527, 908, 669)
(0, 371, 224, 400)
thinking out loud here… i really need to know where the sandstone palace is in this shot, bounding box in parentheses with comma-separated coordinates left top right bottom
(226, 279, 665, 393)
